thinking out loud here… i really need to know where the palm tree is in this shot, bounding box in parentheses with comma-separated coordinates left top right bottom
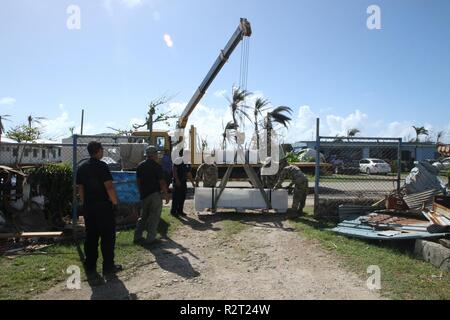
(27, 115, 46, 128)
(264, 106, 293, 157)
(264, 106, 293, 130)
(347, 128, 360, 137)
(436, 130, 446, 144)
(227, 88, 252, 129)
(412, 126, 429, 143)
(412, 126, 429, 161)
(253, 98, 270, 149)
(0, 114, 11, 143)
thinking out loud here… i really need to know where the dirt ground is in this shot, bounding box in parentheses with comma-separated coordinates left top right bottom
(37, 199, 381, 300)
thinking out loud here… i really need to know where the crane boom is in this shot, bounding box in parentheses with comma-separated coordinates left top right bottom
(176, 18, 252, 130)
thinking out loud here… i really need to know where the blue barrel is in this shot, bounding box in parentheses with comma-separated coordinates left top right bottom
(111, 171, 140, 204)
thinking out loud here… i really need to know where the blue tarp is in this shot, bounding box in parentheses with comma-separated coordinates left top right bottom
(111, 171, 140, 204)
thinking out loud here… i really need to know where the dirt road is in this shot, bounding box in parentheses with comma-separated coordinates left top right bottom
(37, 200, 381, 300)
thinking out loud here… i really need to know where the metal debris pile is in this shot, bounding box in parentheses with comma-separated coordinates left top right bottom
(332, 161, 450, 240)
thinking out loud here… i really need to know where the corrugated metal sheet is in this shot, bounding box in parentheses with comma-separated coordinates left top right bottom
(403, 189, 442, 211)
(331, 218, 450, 240)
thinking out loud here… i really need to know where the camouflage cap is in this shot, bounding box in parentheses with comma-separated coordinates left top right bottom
(145, 145, 158, 156)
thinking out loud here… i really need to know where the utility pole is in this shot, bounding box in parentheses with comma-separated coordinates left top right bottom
(147, 105, 155, 145)
(80, 109, 84, 135)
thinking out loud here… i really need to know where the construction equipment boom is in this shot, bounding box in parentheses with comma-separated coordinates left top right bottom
(176, 18, 252, 131)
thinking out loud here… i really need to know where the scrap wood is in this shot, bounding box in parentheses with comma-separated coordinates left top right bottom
(364, 213, 427, 226)
(0, 165, 26, 176)
(371, 198, 386, 208)
(0, 231, 63, 240)
(422, 209, 450, 227)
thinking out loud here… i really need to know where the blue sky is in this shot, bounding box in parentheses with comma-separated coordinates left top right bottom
(1, 0, 449, 146)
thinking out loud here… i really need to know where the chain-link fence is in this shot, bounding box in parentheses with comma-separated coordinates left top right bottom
(70, 134, 150, 229)
(0, 140, 76, 231)
(313, 134, 403, 219)
(0, 135, 147, 232)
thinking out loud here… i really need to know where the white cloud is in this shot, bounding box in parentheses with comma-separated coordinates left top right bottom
(121, 0, 144, 7)
(163, 33, 174, 48)
(39, 109, 76, 140)
(0, 97, 16, 106)
(37, 106, 103, 141)
(214, 90, 227, 98)
(326, 109, 369, 137)
(103, 0, 144, 14)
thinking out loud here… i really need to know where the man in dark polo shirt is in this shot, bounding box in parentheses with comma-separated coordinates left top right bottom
(134, 146, 170, 244)
(76, 141, 122, 275)
(171, 156, 195, 217)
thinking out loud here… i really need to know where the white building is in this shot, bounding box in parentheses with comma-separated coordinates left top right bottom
(0, 136, 62, 166)
(61, 135, 147, 169)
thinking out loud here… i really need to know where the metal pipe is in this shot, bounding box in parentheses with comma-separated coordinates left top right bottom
(314, 118, 321, 216)
(397, 138, 402, 192)
(71, 134, 78, 240)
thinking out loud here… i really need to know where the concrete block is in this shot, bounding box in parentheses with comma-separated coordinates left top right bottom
(194, 188, 288, 213)
(415, 239, 450, 272)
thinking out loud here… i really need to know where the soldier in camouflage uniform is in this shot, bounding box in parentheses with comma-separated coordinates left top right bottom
(274, 164, 309, 213)
(261, 157, 288, 189)
(195, 156, 219, 188)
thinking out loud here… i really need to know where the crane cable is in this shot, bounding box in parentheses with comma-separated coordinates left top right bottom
(239, 35, 250, 93)
(238, 35, 250, 129)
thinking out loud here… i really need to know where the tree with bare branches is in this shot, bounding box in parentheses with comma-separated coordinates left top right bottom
(133, 96, 178, 144)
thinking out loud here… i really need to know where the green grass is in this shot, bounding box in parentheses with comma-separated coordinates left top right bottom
(292, 208, 450, 300)
(0, 208, 180, 300)
(218, 219, 249, 239)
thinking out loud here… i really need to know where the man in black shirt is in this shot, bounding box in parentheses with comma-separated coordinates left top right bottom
(171, 157, 195, 217)
(134, 146, 170, 244)
(76, 141, 122, 275)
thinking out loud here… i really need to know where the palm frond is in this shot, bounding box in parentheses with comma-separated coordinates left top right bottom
(254, 98, 270, 115)
(270, 106, 293, 115)
(266, 106, 293, 129)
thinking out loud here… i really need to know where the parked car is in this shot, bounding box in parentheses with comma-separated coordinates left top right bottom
(359, 158, 392, 175)
(331, 159, 360, 175)
(433, 157, 450, 172)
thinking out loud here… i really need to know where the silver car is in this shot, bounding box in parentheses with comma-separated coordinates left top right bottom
(359, 158, 392, 175)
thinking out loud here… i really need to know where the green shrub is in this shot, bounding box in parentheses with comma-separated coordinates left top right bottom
(27, 164, 73, 227)
(285, 152, 299, 164)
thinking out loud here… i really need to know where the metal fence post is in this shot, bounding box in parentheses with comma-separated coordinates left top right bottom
(71, 134, 78, 240)
(314, 118, 320, 216)
(397, 138, 402, 192)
